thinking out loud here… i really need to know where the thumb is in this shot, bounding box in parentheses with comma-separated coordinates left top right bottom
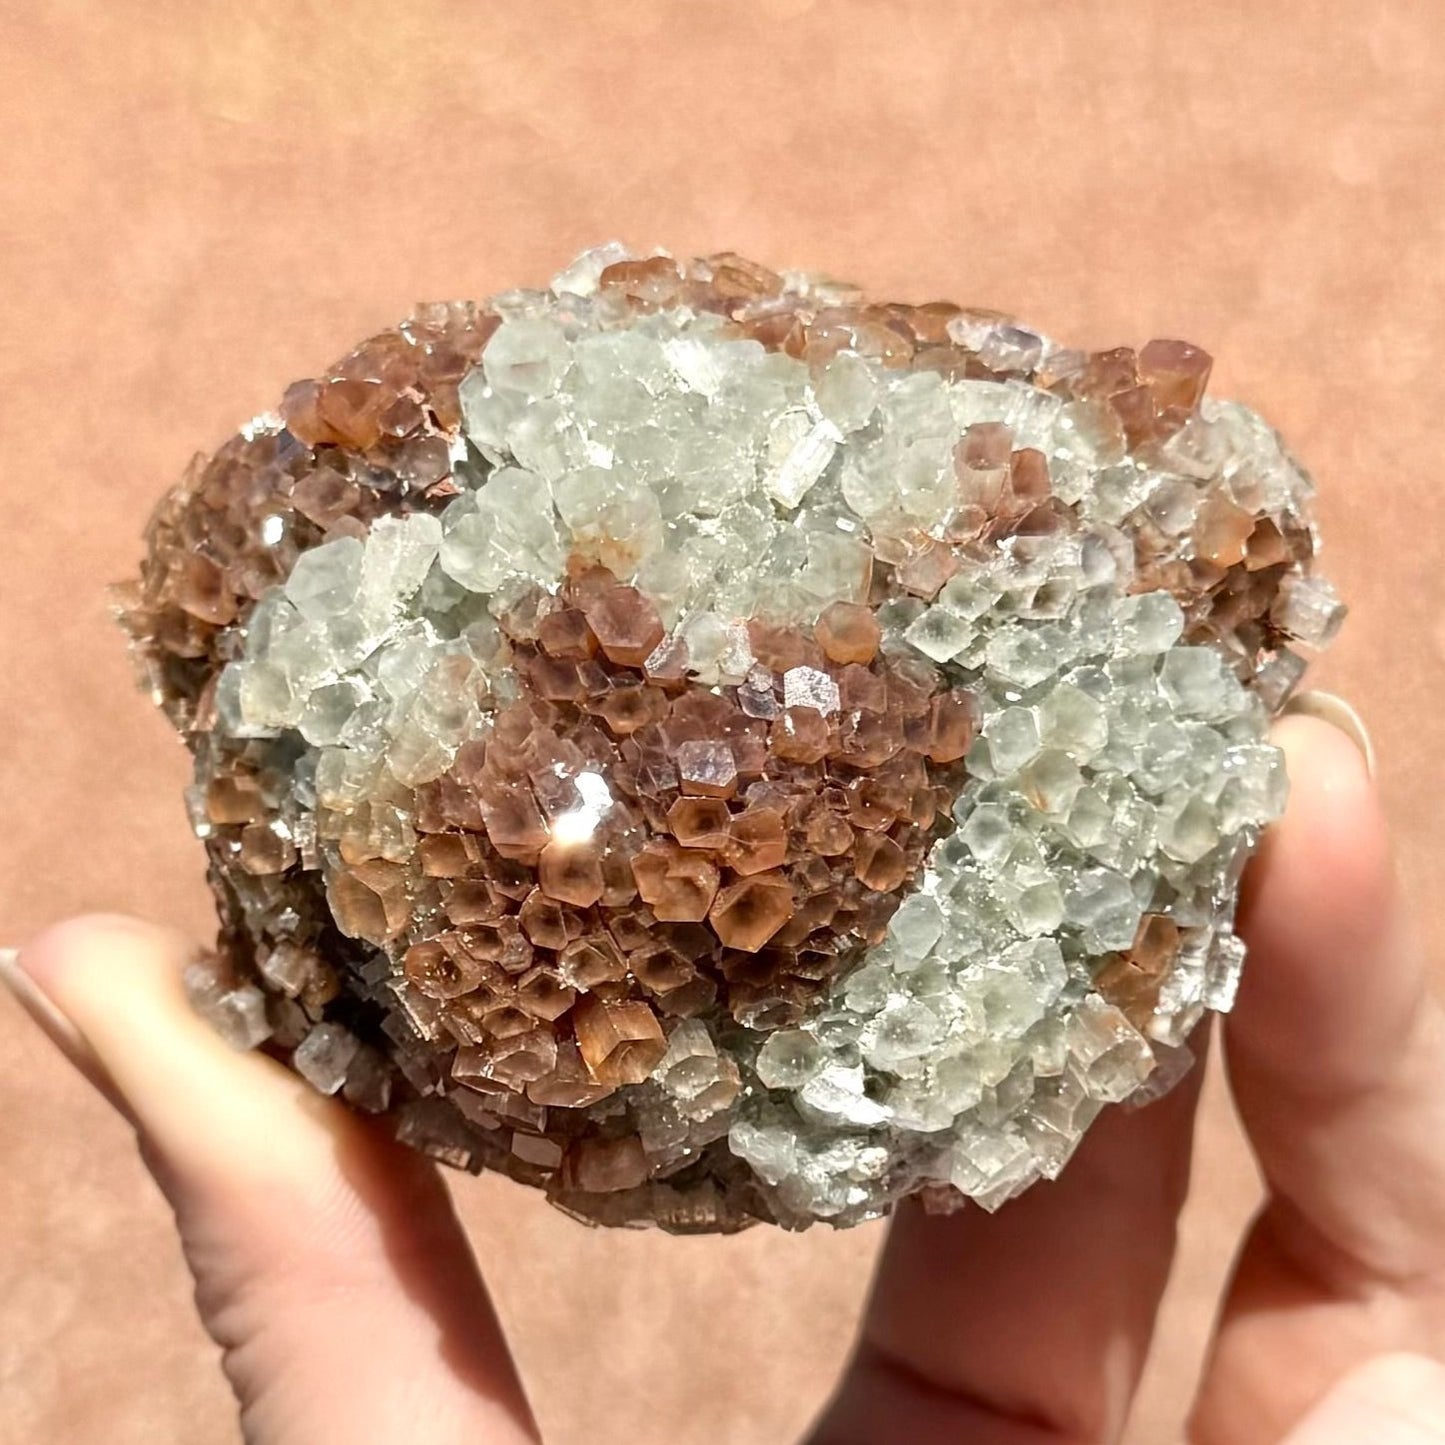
(1280, 1354, 1445, 1443)
(5, 915, 538, 1445)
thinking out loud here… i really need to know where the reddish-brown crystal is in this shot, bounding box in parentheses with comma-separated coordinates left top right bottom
(1194, 491, 1257, 569)
(1094, 913, 1182, 1029)
(854, 832, 910, 892)
(572, 997, 667, 1086)
(815, 601, 882, 665)
(405, 940, 484, 1000)
(770, 706, 831, 763)
(598, 256, 685, 309)
(709, 875, 795, 953)
(339, 560, 974, 1051)
(237, 823, 296, 876)
(558, 936, 628, 989)
(563, 1135, 650, 1193)
(538, 839, 605, 907)
(1138, 338, 1212, 416)
(895, 537, 960, 598)
(725, 808, 789, 875)
(329, 861, 410, 941)
(631, 841, 721, 922)
(921, 691, 979, 764)
(581, 582, 666, 667)
(537, 606, 598, 660)
(668, 796, 732, 849)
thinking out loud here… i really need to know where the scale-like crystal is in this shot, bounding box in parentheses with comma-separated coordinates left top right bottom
(119, 246, 1339, 1232)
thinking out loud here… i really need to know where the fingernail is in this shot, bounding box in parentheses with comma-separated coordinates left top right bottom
(0, 946, 114, 1096)
(1282, 691, 1376, 778)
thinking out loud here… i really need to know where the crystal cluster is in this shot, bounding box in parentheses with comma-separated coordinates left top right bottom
(118, 246, 1342, 1230)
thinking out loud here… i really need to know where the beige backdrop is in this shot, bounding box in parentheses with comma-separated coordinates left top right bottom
(2, 3, 1442, 1442)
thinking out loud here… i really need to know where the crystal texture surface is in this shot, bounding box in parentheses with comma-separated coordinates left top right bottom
(119, 247, 1339, 1231)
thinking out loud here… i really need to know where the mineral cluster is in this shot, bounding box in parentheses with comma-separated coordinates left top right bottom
(118, 246, 1342, 1230)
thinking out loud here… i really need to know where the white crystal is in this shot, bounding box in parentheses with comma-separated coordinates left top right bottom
(796, 532, 873, 605)
(1065, 868, 1143, 952)
(946, 1125, 1041, 1210)
(1038, 681, 1108, 760)
(1159, 794, 1221, 864)
(783, 665, 841, 716)
(1019, 750, 1084, 814)
(482, 316, 572, 396)
(294, 1023, 362, 1096)
(863, 1000, 944, 1070)
(1253, 647, 1308, 711)
(553, 465, 665, 578)
(727, 1118, 799, 1187)
(888, 893, 945, 961)
(985, 625, 1063, 688)
(756, 1030, 827, 1090)
(958, 802, 1015, 864)
(550, 240, 633, 297)
(257, 941, 315, 998)
(439, 467, 562, 594)
(1067, 996, 1155, 1103)
(284, 536, 365, 620)
(1203, 931, 1248, 1011)
(1159, 646, 1236, 719)
(1115, 590, 1185, 654)
(984, 707, 1042, 774)
(184, 964, 271, 1051)
(905, 605, 974, 663)
(1271, 574, 1346, 648)
(1008, 879, 1067, 937)
(813, 352, 879, 433)
(1216, 742, 1288, 832)
(368, 510, 442, 598)
(977, 966, 1048, 1039)
(764, 411, 839, 509)
(798, 1064, 891, 1127)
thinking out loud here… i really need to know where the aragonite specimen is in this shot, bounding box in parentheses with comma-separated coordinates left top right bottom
(117, 246, 1343, 1231)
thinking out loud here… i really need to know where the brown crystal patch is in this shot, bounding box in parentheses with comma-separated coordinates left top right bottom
(116, 302, 497, 732)
(815, 601, 882, 665)
(396, 564, 972, 1059)
(572, 997, 667, 1087)
(1093, 914, 1182, 1030)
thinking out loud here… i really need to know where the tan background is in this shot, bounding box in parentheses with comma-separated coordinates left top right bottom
(2, 3, 1442, 1441)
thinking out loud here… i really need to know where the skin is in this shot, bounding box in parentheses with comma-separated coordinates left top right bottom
(6, 714, 1444, 1443)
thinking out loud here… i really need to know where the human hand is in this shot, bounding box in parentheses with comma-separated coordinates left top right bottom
(4, 712, 1442, 1444)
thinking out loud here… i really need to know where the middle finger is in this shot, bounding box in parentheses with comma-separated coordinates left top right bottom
(810, 1046, 1205, 1444)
